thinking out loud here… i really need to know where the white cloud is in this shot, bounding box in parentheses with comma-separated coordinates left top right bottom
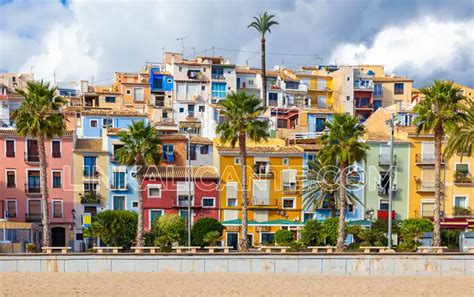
(329, 17, 474, 85)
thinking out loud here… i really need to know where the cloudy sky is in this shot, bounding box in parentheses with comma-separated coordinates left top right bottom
(1, 0, 473, 87)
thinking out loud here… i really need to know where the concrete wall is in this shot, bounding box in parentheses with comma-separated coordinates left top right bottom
(0, 254, 472, 275)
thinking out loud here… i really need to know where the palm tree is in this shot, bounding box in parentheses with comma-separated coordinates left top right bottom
(319, 114, 368, 251)
(216, 92, 269, 251)
(444, 98, 473, 160)
(413, 80, 466, 246)
(115, 121, 161, 247)
(303, 158, 363, 218)
(248, 11, 279, 108)
(12, 80, 65, 247)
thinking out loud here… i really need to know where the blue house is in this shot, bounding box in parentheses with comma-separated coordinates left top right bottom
(149, 67, 173, 92)
(78, 111, 148, 138)
(307, 112, 334, 133)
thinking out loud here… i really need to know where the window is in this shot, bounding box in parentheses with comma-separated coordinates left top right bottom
(234, 157, 240, 165)
(269, 93, 278, 106)
(83, 182, 99, 192)
(178, 67, 182, 72)
(346, 77, 351, 81)
(133, 88, 144, 101)
(167, 78, 172, 84)
(113, 196, 126, 210)
(27, 171, 41, 193)
(150, 210, 163, 227)
(189, 144, 197, 160)
(211, 82, 226, 98)
(162, 144, 175, 163)
(5, 140, 15, 157)
(52, 200, 63, 218)
(201, 85, 205, 91)
(454, 196, 467, 208)
(52, 140, 61, 158)
(52, 171, 62, 188)
(90, 120, 98, 128)
(282, 158, 289, 166)
(178, 195, 194, 207)
(132, 201, 138, 208)
(282, 169, 297, 191)
(102, 118, 113, 127)
(202, 197, 215, 208)
(26, 139, 39, 162)
(252, 180, 270, 205)
(179, 107, 184, 113)
(7, 200, 16, 218)
(254, 210, 268, 222)
(83, 156, 97, 177)
(394, 83, 404, 95)
(282, 197, 295, 209)
(374, 84, 382, 96)
(346, 96, 350, 101)
(348, 202, 354, 213)
(226, 182, 238, 207)
(126, 89, 131, 95)
(198, 105, 205, 112)
(277, 119, 287, 128)
(315, 118, 326, 132)
(303, 212, 313, 222)
(105, 96, 115, 103)
(421, 200, 435, 217)
(200, 145, 209, 155)
(113, 171, 126, 190)
(148, 185, 162, 198)
(261, 233, 274, 245)
(374, 100, 382, 111)
(223, 209, 238, 220)
(455, 163, 469, 175)
(6, 170, 15, 188)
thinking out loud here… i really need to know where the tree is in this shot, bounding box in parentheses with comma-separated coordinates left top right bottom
(413, 80, 466, 246)
(300, 220, 325, 246)
(444, 98, 473, 160)
(216, 91, 269, 251)
(398, 218, 433, 251)
(84, 210, 138, 248)
(154, 214, 186, 252)
(203, 231, 222, 246)
(303, 158, 363, 218)
(191, 217, 224, 247)
(319, 114, 369, 251)
(248, 11, 279, 108)
(12, 80, 65, 247)
(275, 229, 294, 246)
(115, 121, 161, 247)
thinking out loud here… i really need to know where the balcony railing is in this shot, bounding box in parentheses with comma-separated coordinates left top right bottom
(377, 184, 397, 196)
(24, 183, 41, 194)
(377, 210, 395, 220)
(454, 172, 472, 185)
(211, 74, 225, 80)
(415, 154, 444, 165)
(379, 155, 396, 166)
(416, 181, 440, 192)
(24, 153, 39, 163)
(80, 192, 102, 204)
(250, 198, 278, 207)
(25, 213, 42, 223)
(354, 102, 373, 109)
(83, 169, 99, 178)
(110, 182, 128, 191)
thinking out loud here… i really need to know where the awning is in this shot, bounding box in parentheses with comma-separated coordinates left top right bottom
(221, 219, 303, 227)
(348, 220, 372, 227)
(0, 221, 41, 230)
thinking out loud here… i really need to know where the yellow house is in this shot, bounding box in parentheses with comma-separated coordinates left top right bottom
(216, 139, 304, 248)
(396, 126, 473, 224)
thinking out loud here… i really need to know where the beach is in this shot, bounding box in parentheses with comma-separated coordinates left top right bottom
(0, 272, 472, 296)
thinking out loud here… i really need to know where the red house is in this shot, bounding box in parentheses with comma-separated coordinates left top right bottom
(142, 166, 219, 230)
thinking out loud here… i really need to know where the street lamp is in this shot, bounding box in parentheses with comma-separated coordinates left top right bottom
(186, 127, 192, 247)
(385, 113, 399, 249)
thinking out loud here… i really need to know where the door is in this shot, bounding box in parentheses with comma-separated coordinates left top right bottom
(28, 200, 41, 221)
(317, 96, 327, 108)
(113, 196, 125, 210)
(0, 201, 4, 218)
(227, 233, 238, 249)
(51, 227, 66, 247)
(237, 78, 241, 88)
(247, 234, 254, 247)
(315, 118, 326, 132)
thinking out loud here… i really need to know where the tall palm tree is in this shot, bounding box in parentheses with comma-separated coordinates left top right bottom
(248, 11, 279, 108)
(444, 98, 473, 160)
(303, 158, 363, 218)
(216, 91, 269, 251)
(12, 80, 65, 247)
(319, 114, 368, 251)
(413, 80, 466, 246)
(115, 121, 161, 247)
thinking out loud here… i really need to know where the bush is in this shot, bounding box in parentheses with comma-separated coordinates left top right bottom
(154, 214, 186, 252)
(275, 229, 294, 246)
(191, 218, 224, 247)
(358, 228, 386, 246)
(26, 243, 36, 253)
(203, 231, 222, 246)
(441, 229, 461, 250)
(83, 210, 138, 248)
(323, 217, 341, 246)
(398, 218, 433, 252)
(300, 220, 325, 246)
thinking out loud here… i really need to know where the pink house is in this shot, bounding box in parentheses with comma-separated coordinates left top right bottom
(142, 166, 220, 230)
(0, 128, 75, 247)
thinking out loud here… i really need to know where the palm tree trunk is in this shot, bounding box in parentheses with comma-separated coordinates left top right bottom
(336, 164, 347, 251)
(261, 36, 267, 108)
(432, 130, 443, 246)
(329, 198, 337, 217)
(239, 133, 249, 252)
(38, 133, 51, 247)
(135, 172, 145, 247)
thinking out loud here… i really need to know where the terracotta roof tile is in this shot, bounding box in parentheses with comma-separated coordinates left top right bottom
(190, 135, 212, 145)
(217, 145, 302, 154)
(82, 110, 148, 117)
(373, 76, 413, 82)
(0, 129, 74, 137)
(144, 166, 219, 179)
(235, 68, 259, 74)
(74, 139, 103, 152)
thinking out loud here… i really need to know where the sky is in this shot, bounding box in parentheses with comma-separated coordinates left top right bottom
(0, 0, 473, 87)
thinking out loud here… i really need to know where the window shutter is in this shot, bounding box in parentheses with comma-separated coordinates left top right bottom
(226, 182, 237, 199)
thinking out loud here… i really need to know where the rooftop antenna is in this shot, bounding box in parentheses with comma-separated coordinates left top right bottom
(177, 37, 189, 55)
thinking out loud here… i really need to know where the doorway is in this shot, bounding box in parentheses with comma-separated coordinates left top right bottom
(51, 227, 66, 247)
(226, 232, 238, 249)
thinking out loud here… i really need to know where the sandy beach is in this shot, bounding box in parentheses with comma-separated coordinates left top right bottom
(0, 272, 472, 297)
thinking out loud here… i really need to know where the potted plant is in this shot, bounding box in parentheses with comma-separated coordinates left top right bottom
(26, 243, 36, 253)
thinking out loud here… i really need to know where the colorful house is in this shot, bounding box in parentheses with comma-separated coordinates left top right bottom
(217, 139, 304, 248)
(0, 128, 75, 247)
(142, 166, 220, 230)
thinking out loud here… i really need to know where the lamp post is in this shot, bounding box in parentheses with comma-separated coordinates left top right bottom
(186, 128, 192, 247)
(385, 113, 396, 249)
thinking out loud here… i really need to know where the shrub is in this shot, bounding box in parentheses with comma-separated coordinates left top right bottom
(441, 229, 461, 250)
(203, 231, 222, 246)
(26, 243, 36, 253)
(275, 229, 294, 246)
(83, 210, 138, 248)
(358, 228, 386, 246)
(398, 218, 433, 252)
(300, 220, 325, 246)
(191, 218, 224, 247)
(154, 214, 186, 252)
(346, 225, 363, 243)
(323, 217, 341, 246)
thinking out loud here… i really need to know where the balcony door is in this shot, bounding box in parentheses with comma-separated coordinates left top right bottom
(113, 196, 126, 210)
(26, 139, 39, 162)
(28, 200, 41, 221)
(421, 142, 435, 162)
(27, 171, 41, 193)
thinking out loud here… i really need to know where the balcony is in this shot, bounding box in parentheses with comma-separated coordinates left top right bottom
(377, 210, 395, 220)
(377, 184, 397, 196)
(253, 164, 273, 178)
(211, 73, 225, 80)
(80, 192, 102, 204)
(454, 172, 473, 185)
(187, 71, 204, 81)
(354, 102, 373, 110)
(250, 198, 278, 208)
(24, 153, 39, 163)
(172, 199, 199, 208)
(83, 169, 100, 178)
(379, 155, 396, 166)
(110, 182, 128, 191)
(415, 154, 444, 165)
(25, 183, 41, 195)
(416, 181, 442, 193)
(25, 213, 42, 223)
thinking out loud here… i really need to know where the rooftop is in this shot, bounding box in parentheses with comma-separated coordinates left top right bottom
(74, 139, 103, 152)
(144, 166, 219, 179)
(0, 128, 74, 137)
(373, 76, 413, 83)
